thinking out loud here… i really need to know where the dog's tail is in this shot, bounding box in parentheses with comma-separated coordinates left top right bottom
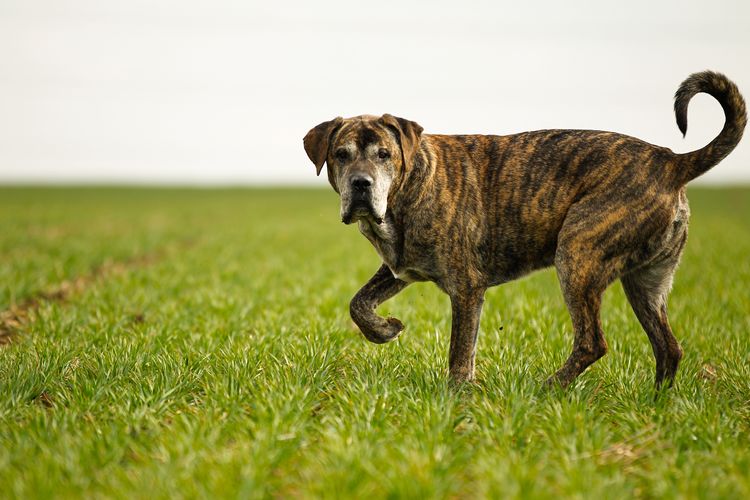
(673, 71, 747, 184)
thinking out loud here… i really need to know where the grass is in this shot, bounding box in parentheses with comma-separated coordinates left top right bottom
(0, 186, 749, 498)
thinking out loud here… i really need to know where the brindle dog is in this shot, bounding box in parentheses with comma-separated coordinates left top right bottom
(303, 71, 746, 389)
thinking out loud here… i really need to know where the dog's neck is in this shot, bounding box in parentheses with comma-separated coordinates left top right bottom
(357, 213, 400, 276)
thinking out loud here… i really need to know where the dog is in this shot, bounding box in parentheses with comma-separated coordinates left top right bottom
(303, 71, 746, 389)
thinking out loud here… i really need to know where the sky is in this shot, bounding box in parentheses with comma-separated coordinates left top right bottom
(1, 0, 749, 185)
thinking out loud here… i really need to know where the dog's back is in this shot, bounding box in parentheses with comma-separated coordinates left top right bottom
(413, 72, 746, 285)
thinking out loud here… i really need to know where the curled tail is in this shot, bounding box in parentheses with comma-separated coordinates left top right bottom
(673, 71, 747, 184)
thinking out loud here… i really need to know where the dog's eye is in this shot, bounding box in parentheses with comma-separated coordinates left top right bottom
(378, 149, 390, 160)
(335, 149, 349, 162)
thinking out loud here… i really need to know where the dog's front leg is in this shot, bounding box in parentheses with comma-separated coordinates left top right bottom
(449, 288, 486, 382)
(350, 264, 410, 344)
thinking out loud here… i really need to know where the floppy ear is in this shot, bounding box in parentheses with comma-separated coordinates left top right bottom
(380, 114, 424, 169)
(303, 117, 344, 176)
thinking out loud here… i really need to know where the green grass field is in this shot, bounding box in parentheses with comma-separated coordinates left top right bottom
(1, 187, 749, 498)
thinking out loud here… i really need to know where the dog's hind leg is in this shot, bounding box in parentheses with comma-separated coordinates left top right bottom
(621, 257, 683, 390)
(548, 257, 611, 388)
(350, 264, 410, 344)
(547, 199, 627, 388)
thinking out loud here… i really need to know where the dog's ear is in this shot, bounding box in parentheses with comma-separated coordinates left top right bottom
(380, 114, 424, 169)
(303, 117, 344, 176)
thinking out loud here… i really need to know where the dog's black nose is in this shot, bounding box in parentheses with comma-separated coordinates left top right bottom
(351, 175, 373, 191)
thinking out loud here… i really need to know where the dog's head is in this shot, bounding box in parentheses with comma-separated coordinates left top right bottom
(303, 114, 423, 225)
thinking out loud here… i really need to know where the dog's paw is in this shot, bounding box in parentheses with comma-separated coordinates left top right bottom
(385, 316, 404, 334)
(360, 316, 405, 344)
(449, 372, 475, 385)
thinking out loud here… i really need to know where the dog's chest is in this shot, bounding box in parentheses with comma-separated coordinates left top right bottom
(358, 220, 432, 283)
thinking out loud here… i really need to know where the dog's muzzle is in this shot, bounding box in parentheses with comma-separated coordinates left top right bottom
(342, 174, 383, 224)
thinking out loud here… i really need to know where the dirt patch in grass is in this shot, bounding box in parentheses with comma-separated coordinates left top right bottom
(0, 241, 192, 346)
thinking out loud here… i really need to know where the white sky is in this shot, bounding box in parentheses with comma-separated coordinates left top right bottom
(1, 0, 749, 185)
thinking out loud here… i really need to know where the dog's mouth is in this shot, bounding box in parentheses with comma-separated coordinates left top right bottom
(342, 197, 383, 225)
